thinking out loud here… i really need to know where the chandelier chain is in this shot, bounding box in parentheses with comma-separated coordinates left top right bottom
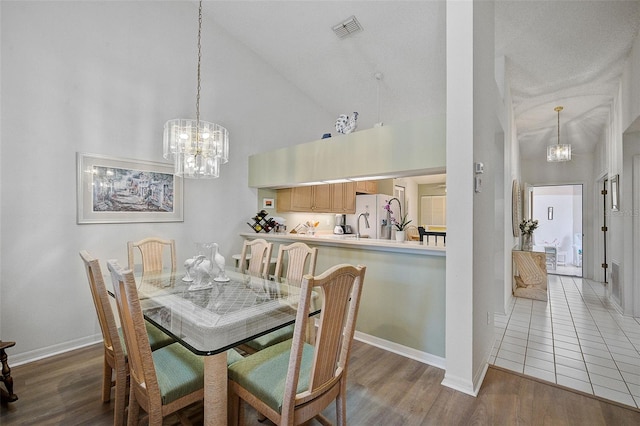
(195, 0, 203, 151)
(555, 105, 563, 145)
(557, 107, 560, 145)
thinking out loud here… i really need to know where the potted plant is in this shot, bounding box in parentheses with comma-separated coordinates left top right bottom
(384, 198, 412, 241)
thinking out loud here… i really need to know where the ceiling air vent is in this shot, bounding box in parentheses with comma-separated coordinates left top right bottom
(332, 15, 363, 39)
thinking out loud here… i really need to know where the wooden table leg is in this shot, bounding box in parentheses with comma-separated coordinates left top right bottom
(0, 342, 18, 403)
(204, 353, 227, 426)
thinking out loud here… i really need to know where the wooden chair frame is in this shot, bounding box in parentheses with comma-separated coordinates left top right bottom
(229, 264, 366, 426)
(404, 225, 419, 241)
(273, 242, 318, 285)
(107, 260, 203, 426)
(80, 251, 128, 426)
(127, 237, 176, 275)
(239, 239, 273, 278)
(240, 242, 318, 355)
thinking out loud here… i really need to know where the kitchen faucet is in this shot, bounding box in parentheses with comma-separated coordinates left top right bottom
(356, 212, 370, 239)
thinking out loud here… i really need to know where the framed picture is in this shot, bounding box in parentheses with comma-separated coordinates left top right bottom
(611, 174, 619, 212)
(548, 207, 554, 220)
(262, 198, 275, 209)
(76, 152, 183, 224)
(511, 179, 521, 237)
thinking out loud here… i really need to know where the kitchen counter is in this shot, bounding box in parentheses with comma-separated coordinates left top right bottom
(239, 230, 446, 364)
(239, 232, 446, 256)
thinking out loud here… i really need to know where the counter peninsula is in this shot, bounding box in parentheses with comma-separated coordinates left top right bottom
(239, 232, 447, 367)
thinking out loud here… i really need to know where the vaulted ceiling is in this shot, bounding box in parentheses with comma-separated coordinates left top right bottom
(206, 1, 640, 162)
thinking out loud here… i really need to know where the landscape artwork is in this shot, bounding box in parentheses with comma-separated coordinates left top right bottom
(92, 165, 174, 213)
(77, 153, 183, 224)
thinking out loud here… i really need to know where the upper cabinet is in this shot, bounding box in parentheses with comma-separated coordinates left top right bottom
(277, 182, 355, 213)
(355, 180, 378, 194)
(332, 182, 356, 213)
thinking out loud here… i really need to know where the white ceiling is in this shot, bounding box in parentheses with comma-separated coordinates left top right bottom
(205, 0, 640, 162)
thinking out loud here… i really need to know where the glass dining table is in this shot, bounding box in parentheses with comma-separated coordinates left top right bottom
(111, 268, 315, 426)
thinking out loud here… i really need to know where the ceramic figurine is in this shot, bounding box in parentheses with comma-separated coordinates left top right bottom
(189, 255, 214, 290)
(212, 243, 230, 282)
(182, 257, 196, 282)
(335, 112, 359, 134)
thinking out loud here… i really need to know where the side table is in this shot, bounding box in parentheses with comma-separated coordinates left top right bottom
(512, 250, 548, 301)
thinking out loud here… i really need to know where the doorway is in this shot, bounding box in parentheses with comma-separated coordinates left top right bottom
(530, 184, 583, 277)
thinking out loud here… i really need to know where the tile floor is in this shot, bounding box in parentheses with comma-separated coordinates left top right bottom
(491, 273, 640, 409)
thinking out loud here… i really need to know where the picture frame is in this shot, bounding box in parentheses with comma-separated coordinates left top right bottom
(262, 198, 275, 209)
(76, 152, 183, 224)
(611, 174, 619, 212)
(548, 207, 554, 220)
(511, 179, 521, 237)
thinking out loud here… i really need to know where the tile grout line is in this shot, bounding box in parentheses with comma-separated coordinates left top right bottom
(568, 276, 638, 406)
(560, 275, 595, 395)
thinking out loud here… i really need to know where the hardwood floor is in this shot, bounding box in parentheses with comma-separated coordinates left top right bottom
(2, 340, 639, 425)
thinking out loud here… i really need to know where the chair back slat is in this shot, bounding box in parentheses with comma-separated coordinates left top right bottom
(79, 251, 123, 358)
(240, 239, 273, 278)
(274, 242, 318, 285)
(127, 237, 176, 275)
(107, 260, 161, 407)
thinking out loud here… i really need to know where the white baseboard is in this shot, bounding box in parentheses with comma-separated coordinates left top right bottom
(354, 331, 446, 370)
(11, 334, 102, 367)
(440, 337, 493, 397)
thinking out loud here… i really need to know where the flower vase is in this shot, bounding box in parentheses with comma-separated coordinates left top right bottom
(395, 230, 406, 242)
(521, 233, 533, 251)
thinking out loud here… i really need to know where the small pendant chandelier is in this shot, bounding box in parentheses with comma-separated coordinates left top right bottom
(163, 0, 229, 178)
(546, 106, 571, 162)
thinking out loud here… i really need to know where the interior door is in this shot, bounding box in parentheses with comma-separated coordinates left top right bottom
(602, 178, 609, 283)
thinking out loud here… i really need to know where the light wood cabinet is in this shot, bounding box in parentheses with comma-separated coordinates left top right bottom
(312, 185, 332, 212)
(277, 182, 355, 213)
(289, 186, 313, 211)
(355, 180, 378, 194)
(332, 182, 356, 214)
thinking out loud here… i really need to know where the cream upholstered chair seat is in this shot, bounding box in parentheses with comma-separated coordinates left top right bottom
(106, 259, 242, 425)
(228, 263, 366, 426)
(80, 251, 174, 426)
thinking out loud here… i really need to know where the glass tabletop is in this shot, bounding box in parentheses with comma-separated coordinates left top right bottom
(131, 269, 315, 356)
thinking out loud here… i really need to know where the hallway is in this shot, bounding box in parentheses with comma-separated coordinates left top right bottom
(491, 274, 640, 408)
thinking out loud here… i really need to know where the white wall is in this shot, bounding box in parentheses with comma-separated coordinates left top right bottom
(0, 1, 333, 362)
(598, 24, 640, 317)
(532, 186, 582, 266)
(623, 134, 640, 315)
(443, 0, 498, 396)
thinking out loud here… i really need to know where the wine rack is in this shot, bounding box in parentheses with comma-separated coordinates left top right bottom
(247, 209, 277, 233)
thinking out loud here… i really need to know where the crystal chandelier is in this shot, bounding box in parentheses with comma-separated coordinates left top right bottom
(163, 1, 229, 178)
(546, 106, 571, 162)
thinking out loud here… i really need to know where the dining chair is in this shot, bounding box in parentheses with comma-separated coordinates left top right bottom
(405, 225, 419, 241)
(127, 237, 176, 275)
(241, 242, 318, 354)
(79, 251, 174, 426)
(228, 263, 366, 426)
(106, 259, 244, 426)
(239, 239, 273, 278)
(273, 242, 318, 284)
